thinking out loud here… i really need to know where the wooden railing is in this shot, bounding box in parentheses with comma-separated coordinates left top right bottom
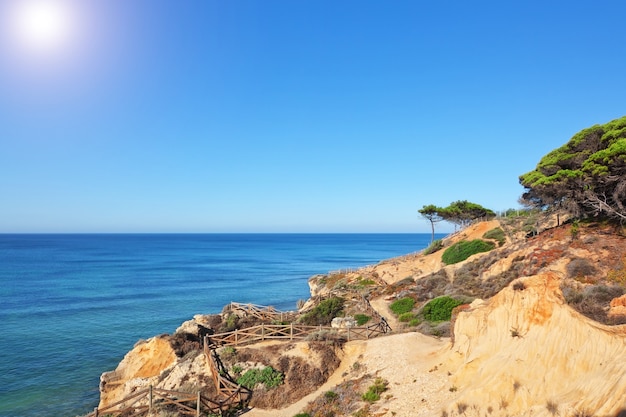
(204, 340, 252, 404)
(224, 302, 297, 322)
(85, 385, 244, 417)
(205, 321, 389, 348)
(89, 298, 390, 417)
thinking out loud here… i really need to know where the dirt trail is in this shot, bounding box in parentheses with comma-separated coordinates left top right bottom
(242, 332, 453, 417)
(369, 296, 401, 331)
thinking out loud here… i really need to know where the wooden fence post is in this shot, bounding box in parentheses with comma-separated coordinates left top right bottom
(235, 329, 238, 346)
(93, 406, 98, 417)
(290, 323, 293, 340)
(149, 385, 153, 411)
(196, 391, 201, 417)
(261, 324, 265, 341)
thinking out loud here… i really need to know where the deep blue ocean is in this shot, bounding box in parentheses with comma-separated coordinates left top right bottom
(0, 233, 442, 417)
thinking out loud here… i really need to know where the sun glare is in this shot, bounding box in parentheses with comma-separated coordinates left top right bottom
(9, 0, 75, 54)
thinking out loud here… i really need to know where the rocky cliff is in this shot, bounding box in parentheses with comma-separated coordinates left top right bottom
(98, 218, 626, 417)
(448, 271, 626, 416)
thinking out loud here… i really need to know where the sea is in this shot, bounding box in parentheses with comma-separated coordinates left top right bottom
(0, 233, 444, 417)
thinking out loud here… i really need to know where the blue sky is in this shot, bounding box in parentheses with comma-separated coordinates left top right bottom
(1, 1, 625, 233)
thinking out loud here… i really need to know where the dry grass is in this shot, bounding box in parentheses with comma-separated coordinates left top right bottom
(218, 341, 342, 409)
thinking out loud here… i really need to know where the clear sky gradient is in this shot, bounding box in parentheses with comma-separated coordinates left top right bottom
(1, 1, 625, 233)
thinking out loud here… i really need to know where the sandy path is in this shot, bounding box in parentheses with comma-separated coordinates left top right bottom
(242, 333, 455, 417)
(369, 296, 402, 332)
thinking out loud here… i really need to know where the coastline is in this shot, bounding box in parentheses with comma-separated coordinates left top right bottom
(0, 233, 436, 417)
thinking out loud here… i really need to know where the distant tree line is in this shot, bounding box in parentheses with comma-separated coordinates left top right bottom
(418, 200, 495, 242)
(418, 115, 626, 241)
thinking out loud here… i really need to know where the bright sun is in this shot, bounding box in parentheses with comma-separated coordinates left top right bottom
(9, 0, 75, 54)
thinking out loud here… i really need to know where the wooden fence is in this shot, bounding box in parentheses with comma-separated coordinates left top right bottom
(205, 321, 389, 348)
(85, 385, 244, 417)
(88, 298, 390, 417)
(88, 345, 252, 417)
(224, 302, 297, 322)
(204, 341, 252, 404)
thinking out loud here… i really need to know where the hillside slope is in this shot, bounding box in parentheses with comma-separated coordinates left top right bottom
(97, 219, 626, 417)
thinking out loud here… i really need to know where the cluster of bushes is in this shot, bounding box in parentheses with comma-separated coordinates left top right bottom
(561, 282, 626, 325)
(388, 295, 466, 333)
(442, 239, 495, 265)
(293, 376, 388, 417)
(236, 366, 283, 389)
(299, 297, 345, 326)
(422, 296, 464, 321)
(361, 378, 388, 403)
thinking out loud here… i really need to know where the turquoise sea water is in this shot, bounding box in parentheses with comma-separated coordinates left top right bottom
(0, 233, 443, 417)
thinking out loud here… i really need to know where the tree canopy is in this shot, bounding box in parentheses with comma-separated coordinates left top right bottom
(419, 200, 495, 232)
(519, 116, 626, 221)
(418, 204, 443, 243)
(439, 200, 495, 227)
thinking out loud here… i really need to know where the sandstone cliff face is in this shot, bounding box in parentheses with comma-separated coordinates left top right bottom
(98, 220, 626, 416)
(98, 336, 202, 409)
(448, 272, 626, 417)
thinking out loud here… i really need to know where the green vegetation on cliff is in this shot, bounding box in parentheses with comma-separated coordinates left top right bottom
(520, 115, 626, 221)
(442, 239, 495, 265)
(299, 296, 345, 325)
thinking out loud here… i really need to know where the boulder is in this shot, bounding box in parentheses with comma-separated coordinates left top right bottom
(331, 316, 357, 329)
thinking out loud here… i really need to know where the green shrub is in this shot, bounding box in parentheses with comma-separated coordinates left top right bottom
(236, 366, 283, 389)
(300, 297, 345, 325)
(293, 413, 312, 417)
(356, 277, 376, 286)
(441, 239, 495, 265)
(362, 378, 388, 403)
(408, 318, 421, 326)
(389, 297, 415, 316)
(483, 227, 506, 246)
(354, 314, 371, 326)
(398, 312, 416, 322)
(423, 239, 444, 255)
(422, 296, 464, 322)
(324, 390, 339, 401)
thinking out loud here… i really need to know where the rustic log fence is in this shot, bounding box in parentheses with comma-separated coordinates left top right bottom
(224, 302, 297, 322)
(205, 320, 389, 348)
(88, 345, 251, 417)
(89, 298, 390, 417)
(85, 385, 243, 417)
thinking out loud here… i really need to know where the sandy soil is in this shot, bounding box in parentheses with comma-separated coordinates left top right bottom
(243, 332, 455, 417)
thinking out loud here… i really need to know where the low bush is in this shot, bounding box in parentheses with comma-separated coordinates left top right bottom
(354, 314, 371, 326)
(442, 239, 495, 265)
(389, 297, 415, 316)
(362, 378, 388, 403)
(567, 258, 599, 282)
(415, 270, 449, 301)
(237, 366, 283, 389)
(483, 227, 506, 246)
(422, 296, 464, 322)
(300, 297, 345, 326)
(398, 312, 416, 322)
(324, 390, 339, 401)
(423, 239, 444, 255)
